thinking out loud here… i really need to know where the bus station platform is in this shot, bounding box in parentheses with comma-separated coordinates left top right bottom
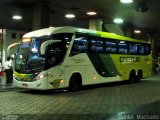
(0, 75, 160, 120)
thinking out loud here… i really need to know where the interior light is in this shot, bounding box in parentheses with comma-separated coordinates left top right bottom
(65, 14, 75, 18)
(20, 55, 23, 59)
(11, 54, 15, 58)
(75, 37, 83, 41)
(134, 30, 141, 34)
(113, 18, 124, 24)
(12, 15, 22, 20)
(120, 41, 125, 43)
(31, 48, 38, 53)
(86, 11, 97, 16)
(120, 0, 133, 4)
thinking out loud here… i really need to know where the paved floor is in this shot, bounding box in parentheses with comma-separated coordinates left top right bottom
(0, 76, 160, 120)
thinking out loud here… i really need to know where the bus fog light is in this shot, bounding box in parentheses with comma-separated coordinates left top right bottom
(93, 76, 96, 80)
(60, 80, 64, 83)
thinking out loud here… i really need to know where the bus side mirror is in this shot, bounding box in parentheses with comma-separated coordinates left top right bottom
(7, 42, 20, 56)
(40, 40, 61, 55)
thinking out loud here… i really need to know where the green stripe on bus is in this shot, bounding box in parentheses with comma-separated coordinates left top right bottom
(87, 53, 119, 77)
(88, 33, 101, 37)
(99, 54, 119, 77)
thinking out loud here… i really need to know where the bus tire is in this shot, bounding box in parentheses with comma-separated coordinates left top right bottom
(129, 70, 136, 83)
(68, 73, 82, 91)
(136, 69, 143, 83)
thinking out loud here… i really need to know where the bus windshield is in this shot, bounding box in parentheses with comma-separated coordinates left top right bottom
(15, 33, 73, 74)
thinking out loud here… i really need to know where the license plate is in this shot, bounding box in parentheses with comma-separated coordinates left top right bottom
(22, 83, 28, 87)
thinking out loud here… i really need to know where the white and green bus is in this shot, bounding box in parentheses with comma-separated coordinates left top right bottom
(13, 26, 152, 90)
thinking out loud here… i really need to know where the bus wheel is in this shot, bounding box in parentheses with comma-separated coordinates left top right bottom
(68, 74, 82, 91)
(136, 69, 143, 83)
(129, 70, 136, 83)
(135, 75, 140, 83)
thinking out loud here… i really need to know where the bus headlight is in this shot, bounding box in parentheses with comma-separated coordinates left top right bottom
(35, 73, 49, 80)
(39, 75, 44, 79)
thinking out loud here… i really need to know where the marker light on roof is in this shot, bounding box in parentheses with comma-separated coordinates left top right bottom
(22, 38, 31, 42)
(12, 15, 22, 20)
(120, 0, 133, 4)
(65, 14, 75, 18)
(113, 18, 124, 24)
(86, 12, 97, 16)
(134, 30, 141, 34)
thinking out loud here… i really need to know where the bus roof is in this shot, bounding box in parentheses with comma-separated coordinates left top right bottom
(23, 26, 150, 44)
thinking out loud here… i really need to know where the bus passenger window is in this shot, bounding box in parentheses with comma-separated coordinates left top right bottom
(105, 41, 117, 53)
(91, 40, 103, 53)
(129, 44, 137, 54)
(138, 45, 145, 54)
(71, 35, 88, 55)
(145, 45, 151, 54)
(118, 41, 128, 54)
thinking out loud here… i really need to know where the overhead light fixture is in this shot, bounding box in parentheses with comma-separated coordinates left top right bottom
(113, 18, 124, 24)
(12, 15, 22, 20)
(86, 11, 97, 16)
(134, 30, 141, 34)
(120, 0, 133, 4)
(65, 14, 75, 18)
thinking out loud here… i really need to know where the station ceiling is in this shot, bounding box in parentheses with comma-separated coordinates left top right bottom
(0, 0, 159, 35)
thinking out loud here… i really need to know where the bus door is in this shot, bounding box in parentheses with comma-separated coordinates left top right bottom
(41, 40, 66, 89)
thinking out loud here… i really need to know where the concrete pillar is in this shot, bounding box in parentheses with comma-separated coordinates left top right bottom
(32, 3, 49, 30)
(148, 34, 155, 58)
(89, 18, 102, 31)
(148, 33, 156, 74)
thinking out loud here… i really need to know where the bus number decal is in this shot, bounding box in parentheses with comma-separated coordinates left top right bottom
(120, 57, 140, 63)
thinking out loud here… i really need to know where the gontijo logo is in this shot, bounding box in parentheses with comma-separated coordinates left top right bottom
(120, 57, 140, 63)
